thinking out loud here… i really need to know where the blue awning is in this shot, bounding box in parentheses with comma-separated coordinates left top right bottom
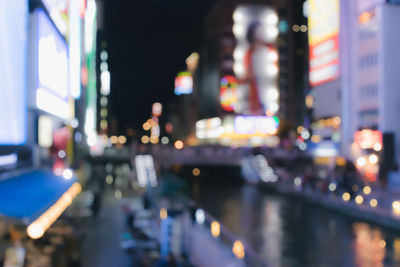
(0, 170, 77, 223)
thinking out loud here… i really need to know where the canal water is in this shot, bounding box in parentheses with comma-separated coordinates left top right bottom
(188, 167, 400, 267)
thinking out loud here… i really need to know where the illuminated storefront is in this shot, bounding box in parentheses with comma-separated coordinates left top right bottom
(195, 116, 280, 147)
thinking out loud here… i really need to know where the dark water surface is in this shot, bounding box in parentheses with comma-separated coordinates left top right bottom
(191, 171, 400, 267)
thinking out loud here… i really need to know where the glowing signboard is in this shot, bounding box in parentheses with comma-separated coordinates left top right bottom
(232, 6, 279, 115)
(220, 75, 238, 112)
(36, 9, 71, 119)
(354, 129, 382, 149)
(308, 0, 340, 87)
(69, 0, 82, 99)
(0, 0, 27, 145)
(234, 116, 279, 135)
(196, 117, 223, 139)
(42, 0, 69, 36)
(174, 72, 193, 95)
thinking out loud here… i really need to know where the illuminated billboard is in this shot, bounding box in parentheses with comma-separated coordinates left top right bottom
(234, 116, 279, 135)
(196, 117, 223, 139)
(42, 0, 69, 36)
(69, 0, 82, 99)
(0, 0, 27, 145)
(232, 6, 279, 115)
(174, 72, 193, 95)
(220, 75, 238, 112)
(308, 0, 340, 87)
(36, 9, 71, 120)
(354, 129, 382, 150)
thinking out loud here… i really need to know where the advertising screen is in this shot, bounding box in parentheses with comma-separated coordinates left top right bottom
(174, 72, 193, 95)
(308, 0, 340, 87)
(234, 116, 279, 135)
(0, 0, 27, 145)
(69, 0, 82, 99)
(36, 9, 71, 119)
(220, 75, 238, 112)
(232, 6, 279, 115)
(42, 0, 69, 35)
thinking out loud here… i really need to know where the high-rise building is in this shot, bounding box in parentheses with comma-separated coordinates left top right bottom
(195, 0, 308, 128)
(309, 0, 400, 182)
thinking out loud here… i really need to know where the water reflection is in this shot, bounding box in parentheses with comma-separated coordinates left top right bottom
(353, 222, 385, 266)
(196, 178, 400, 267)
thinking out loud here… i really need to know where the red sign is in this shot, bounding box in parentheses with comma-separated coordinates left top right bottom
(220, 75, 238, 112)
(354, 129, 382, 149)
(309, 34, 339, 87)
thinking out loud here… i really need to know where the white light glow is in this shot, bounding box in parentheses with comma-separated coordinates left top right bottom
(233, 47, 245, 61)
(268, 102, 279, 113)
(232, 24, 246, 40)
(314, 147, 337, 157)
(71, 118, 79, 128)
(87, 132, 97, 147)
(161, 136, 169, 145)
(233, 62, 245, 78)
(62, 168, 73, 180)
(195, 209, 205, 224)
(266, 27, 279, 39)
(266, 13, 278, 25)
(100, 62, 108, 71)
(100, 50, 108, 61)
(268, 50, 278, 61)
(329, 183, 337, 191)
(38, 116, 53, 148)
(357, 157, 366, 167)
(267, 64, 279, 76)
(234, 116, 279, 134)
(233, 9, 246, 23)
(49, 9, 67, 36)
(84, 0, 96, 54)
(301, 129, 310, 140)
(36, 89, 70, 119)
(58, 150, 66, 158)
(267, 89, 279, 101)
(0, 154, 17, 167)
(369, 154, 378, 164)
(299, 142, 307, 151)
(38, 36, 68, 98)
(69, 0, 81, 99)
(135, 155, 158, 188)
(101, 70, 111, 95)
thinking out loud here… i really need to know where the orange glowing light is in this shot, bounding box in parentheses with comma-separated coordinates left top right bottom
(160, 208, 167, 220)
(266, 110, 274, 117)
(110, 135, 118, 144)
(174, 140, 184, 150)
(232, 240, 245, 259)
(192, 168, 200, 176)
(211, 221, 220, 238)
(27, 182, 81, 239)
(359, 11, 371, 24)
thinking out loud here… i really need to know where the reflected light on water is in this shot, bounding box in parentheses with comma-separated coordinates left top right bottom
(262, 201, 282, 265)
(353, 223, 386, 266)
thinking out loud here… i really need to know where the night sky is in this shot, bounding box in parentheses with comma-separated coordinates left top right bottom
(104, 0, 217, 134)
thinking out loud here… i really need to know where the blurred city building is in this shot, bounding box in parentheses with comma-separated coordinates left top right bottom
(309, 0, 400, 183)
(184, 0, 308, 146)
(0, 0, 100, 244)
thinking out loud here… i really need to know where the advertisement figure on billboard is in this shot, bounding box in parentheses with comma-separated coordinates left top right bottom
(242, 21, 275, 115)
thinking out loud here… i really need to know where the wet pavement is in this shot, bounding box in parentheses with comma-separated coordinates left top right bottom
(81, 189, 132, 267)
